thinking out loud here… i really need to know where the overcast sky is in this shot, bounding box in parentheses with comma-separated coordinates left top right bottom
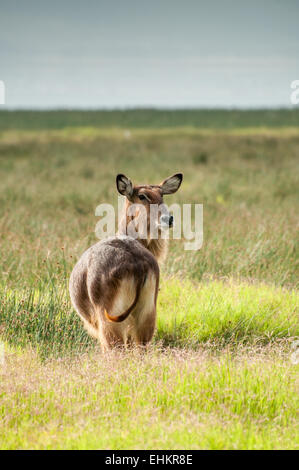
(0, 0, 299, 109)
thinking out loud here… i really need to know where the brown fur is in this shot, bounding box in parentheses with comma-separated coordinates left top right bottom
(69, 173, 182, 351)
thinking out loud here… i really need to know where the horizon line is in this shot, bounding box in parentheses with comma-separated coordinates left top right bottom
(0, 106, 297, 112)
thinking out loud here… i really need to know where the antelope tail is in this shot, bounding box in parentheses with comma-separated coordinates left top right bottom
(104, 275, 145, 323)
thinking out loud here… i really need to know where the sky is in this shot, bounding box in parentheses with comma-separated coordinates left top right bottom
(0, 0, 299, 109)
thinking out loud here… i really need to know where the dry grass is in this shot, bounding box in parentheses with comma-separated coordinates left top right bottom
(0, 127, 298, 288)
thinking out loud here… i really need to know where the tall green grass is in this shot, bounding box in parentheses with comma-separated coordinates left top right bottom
(0, 114, 298, 450)
(1, 279, 297, 358)
(0, 127, 298, 288)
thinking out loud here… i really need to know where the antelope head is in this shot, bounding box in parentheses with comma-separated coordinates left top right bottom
(116, 173, 183, 245)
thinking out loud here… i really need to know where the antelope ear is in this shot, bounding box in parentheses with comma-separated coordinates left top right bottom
(160, 173, 183, 195)
(116, 174, 133, 198)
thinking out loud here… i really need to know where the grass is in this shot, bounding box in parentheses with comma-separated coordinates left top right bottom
(0, 126, 298, 288)
(1, 108, 299, 130)
(1, 345, 298, 449)
(1, 278, 298, 449)
(0, 110, 298, 449)
(0, 279, 298, 358)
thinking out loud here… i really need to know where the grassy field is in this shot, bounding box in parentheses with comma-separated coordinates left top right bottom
(1, 108, 299, 130)
(1, 345, 297, 450)
(0, 110, 298, 449)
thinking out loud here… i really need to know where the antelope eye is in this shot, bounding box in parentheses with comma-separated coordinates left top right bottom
(138, 194, 146, 201)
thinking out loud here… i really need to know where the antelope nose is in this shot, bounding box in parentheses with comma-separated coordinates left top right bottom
(161, 214, 173, 227)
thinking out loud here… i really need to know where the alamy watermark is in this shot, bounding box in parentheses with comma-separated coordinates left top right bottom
(290, 80, 299, 105)
(95, 197, 203, 251)
(0, 80, 5, 105)
(290, 339, 299, 365)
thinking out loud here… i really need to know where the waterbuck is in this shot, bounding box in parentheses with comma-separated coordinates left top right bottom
(69, 173, 183, 350)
